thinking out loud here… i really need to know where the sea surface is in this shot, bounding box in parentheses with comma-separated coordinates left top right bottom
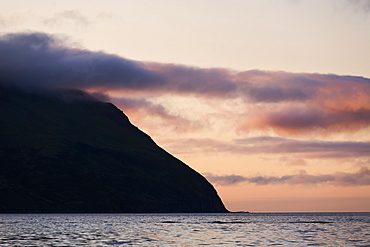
(0, 212, 369, 246)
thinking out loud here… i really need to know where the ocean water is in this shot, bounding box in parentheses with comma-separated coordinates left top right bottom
(0, 213, 369, 246)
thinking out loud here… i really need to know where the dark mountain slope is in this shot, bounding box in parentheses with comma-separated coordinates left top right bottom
(0, 86, 228, 213)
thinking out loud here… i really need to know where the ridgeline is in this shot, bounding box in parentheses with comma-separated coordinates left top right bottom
(0, 85, 228, 213)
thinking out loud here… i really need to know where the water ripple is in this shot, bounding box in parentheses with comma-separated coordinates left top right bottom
(0, 213, 369, 246)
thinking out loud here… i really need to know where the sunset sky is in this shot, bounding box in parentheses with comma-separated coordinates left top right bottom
(1, 0, 370, 212)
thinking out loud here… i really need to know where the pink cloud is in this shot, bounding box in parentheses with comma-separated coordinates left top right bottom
(162, 136, 370, 159)
(205, 167, 370, 186)
(238, 104, 370, 136)
(279, 157, 307, 166)
(2, 32, 370, 136)
(112, 97, 199, 133)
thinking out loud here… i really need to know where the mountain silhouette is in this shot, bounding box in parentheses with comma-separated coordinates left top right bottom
(0, 85, 228, 213)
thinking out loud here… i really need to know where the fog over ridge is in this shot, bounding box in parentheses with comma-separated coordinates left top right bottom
(2, 32, 370, 134)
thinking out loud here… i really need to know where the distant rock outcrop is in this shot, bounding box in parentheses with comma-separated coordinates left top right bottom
(0, 85, 228, 213)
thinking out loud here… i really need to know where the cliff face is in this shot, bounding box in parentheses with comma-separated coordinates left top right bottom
(0, 86, 228, 213)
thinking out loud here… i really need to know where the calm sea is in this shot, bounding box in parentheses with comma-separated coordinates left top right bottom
(0, 212, 369, 246)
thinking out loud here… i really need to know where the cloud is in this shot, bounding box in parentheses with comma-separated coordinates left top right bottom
(347, 0, 370, 12)
(0, 11, 31, 27)
(205, 167, 370, 186)
(112, 97, 199, 133)
(0, 32, 163, 91)
(233, 72, 370, 135)
(204, 174, 248, 186)
(236, 137, 370, 159)
(1, 32, 370, 136)
(148, 67, 370, 135)
(287, 0, 370, 13)
(238, 104, 370, 135)
(163, 136, 370, 159)
(279, 157, 307, 166)
(43, 10, 90, 27)
(143, 62, 238, 97)
(160, 138, 237, 155)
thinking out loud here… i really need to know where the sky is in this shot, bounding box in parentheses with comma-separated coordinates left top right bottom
(1, 0, 370, 212)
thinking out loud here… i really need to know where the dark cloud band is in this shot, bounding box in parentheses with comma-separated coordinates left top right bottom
(0, 32, 163, 91)
(1, 32, 370, 136)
